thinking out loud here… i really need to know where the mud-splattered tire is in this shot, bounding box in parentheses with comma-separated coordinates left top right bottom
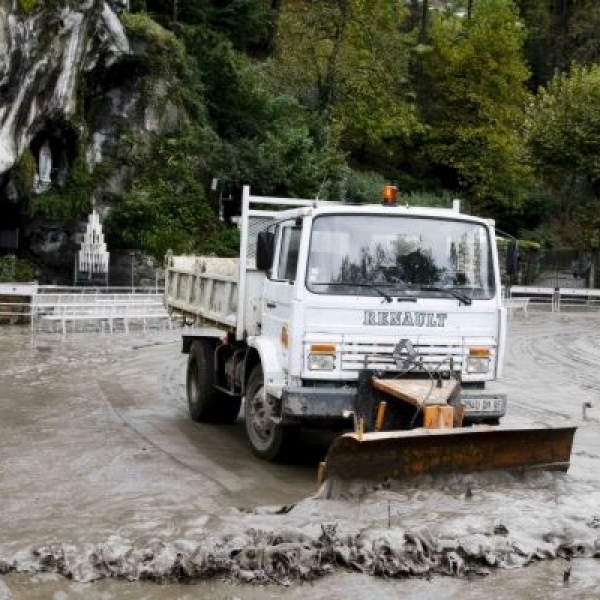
(186, 340, 241, 423)
(244, 365, 291, 461)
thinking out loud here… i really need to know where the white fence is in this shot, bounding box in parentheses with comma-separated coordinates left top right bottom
(0, 285, 170, 335)
(0, 283, 38, 323)
(4, 283, 600, 330)
(33, 293, 170, 336)
(506, 286, 556, 313)
(504, 285, 600, 314)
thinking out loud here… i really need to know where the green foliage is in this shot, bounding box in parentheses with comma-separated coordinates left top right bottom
(28, 153, 93, 221)
(122, 12, 186, 66)
(186, 29, 270, 138)
(518, 0, 600, 90)
(210, 99, 348, 200)
(144, 0, 273, 52)
(12, 149, 36, 198)
(179, 28, 349, 199)
(18, 0, 38, 13)
(420, 0, 532, 215)
(569, 202, 600, 250)
(27, 1, 600, 265)
(272, 0, 422, 159)
(525, 63, 600, 248)
(130, 0, 147, 12)
(528, 64, 600, 193)
(106, 125, 239, 259)
(342, 170, 387, 204)
(0, 255, 35, 283)
(567, 1, 600, 67)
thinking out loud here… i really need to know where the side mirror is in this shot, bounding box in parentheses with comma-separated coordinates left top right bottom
(506, 240, 519, 284)
(256, 230, 275, 271)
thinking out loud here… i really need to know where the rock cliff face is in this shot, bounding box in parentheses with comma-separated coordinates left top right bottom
(0, 1, 183, 284)
(0, 0, 129, 175)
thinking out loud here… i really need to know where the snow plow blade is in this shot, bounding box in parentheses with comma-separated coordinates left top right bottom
(320, 425, 577, 484)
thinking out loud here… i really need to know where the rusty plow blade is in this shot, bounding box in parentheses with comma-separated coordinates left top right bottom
(320, 425, 577, 485)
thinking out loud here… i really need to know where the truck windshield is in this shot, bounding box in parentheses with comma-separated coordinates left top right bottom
(306, 214, 495, 300)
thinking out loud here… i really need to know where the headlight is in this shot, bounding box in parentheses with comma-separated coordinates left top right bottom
(308, 353, 335, 371)
(466, 356, 490, 374)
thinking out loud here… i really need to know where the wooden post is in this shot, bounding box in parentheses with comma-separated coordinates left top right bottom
(423, 405, 454, 429)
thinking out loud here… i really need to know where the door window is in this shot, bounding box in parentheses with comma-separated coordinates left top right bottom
(275, 222, 301, 282)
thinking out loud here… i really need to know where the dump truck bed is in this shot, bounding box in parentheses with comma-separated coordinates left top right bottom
(164, 255, 240, 329)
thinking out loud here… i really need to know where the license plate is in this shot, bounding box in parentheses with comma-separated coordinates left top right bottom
(462, 397, 505, 414)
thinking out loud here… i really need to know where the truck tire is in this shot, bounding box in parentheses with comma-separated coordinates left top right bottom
(187, 340, 241, 423)
(244, 365, 290, 461)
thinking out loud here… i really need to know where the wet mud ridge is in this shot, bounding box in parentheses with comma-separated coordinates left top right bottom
(1, 494, 600, 587)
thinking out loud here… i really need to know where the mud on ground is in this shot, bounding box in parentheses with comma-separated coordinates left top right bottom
(1, 314, 600, 598)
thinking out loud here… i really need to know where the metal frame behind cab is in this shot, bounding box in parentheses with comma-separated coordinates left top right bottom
(236, 186, 319, 340)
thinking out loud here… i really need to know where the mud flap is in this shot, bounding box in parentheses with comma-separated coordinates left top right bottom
(320, 425, 577, 484)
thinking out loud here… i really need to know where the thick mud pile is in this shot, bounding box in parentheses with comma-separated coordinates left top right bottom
(2, 472, 600, 587)
(1, 518, 598, 586)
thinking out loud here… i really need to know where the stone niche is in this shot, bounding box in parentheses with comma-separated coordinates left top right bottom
(29, 123, 79, 194)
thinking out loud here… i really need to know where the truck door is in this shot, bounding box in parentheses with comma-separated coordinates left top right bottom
(262, 219, 301, 368)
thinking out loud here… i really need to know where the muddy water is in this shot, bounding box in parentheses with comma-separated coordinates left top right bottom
(5, 559, 600, 599)
(1, 314, 600, 598)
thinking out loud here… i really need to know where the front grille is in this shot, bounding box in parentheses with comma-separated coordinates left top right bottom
(339, 340, 464, 373)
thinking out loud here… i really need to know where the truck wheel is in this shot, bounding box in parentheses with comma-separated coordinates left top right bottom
(244, 365, 289, 461)
(187, 340, 241, 423)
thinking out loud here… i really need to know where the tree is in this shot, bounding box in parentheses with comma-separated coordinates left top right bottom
(527, 63, 600, 248)
(419, 0, 532, 216)
(144, 0, 274, 52)
(105, 125, 240, 259)
(272, 0, 421, 160)
(517, 0, 600, 91)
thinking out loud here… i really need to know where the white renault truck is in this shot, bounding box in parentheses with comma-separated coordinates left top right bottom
(164, 185, 519, 465)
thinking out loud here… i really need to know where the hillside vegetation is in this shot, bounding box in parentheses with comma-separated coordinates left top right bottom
(104, 0, 600, 257)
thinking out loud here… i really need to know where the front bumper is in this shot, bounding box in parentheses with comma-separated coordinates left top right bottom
(280, 385, 507, 424)
(281, 387, 356, 423)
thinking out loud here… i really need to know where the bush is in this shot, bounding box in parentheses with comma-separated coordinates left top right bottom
(28, 153, 92, 221)
(18, 0, 38, 14)
(122, 12, 185, 63)
(342, 170, 387, 204)
(12, 149, 37, 198)
(0, 255, 35, 282)
(105, 125, 241, 259)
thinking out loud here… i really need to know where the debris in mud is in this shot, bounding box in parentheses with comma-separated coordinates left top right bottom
(1, 522, 599, 587)
(587, 516, 600, 529)
(563, 559, 571, 584)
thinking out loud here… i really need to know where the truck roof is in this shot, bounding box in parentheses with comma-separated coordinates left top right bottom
(274, 203, 494, 228)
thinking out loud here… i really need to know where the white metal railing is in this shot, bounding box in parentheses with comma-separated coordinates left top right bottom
(25, 288, 171, 336)
(0, 284, 168, 328)
(556, 287, 600, 312)
(507, 285, 556, 312)
(0, 282, 38, 323)
(505, 285, 600, 313)
(35, 298, 170, 336)
(37, 285, 164, 295)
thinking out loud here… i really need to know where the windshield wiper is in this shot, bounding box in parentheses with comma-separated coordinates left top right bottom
(417, 285, 472, 306)
(310, 281, 400, 303)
